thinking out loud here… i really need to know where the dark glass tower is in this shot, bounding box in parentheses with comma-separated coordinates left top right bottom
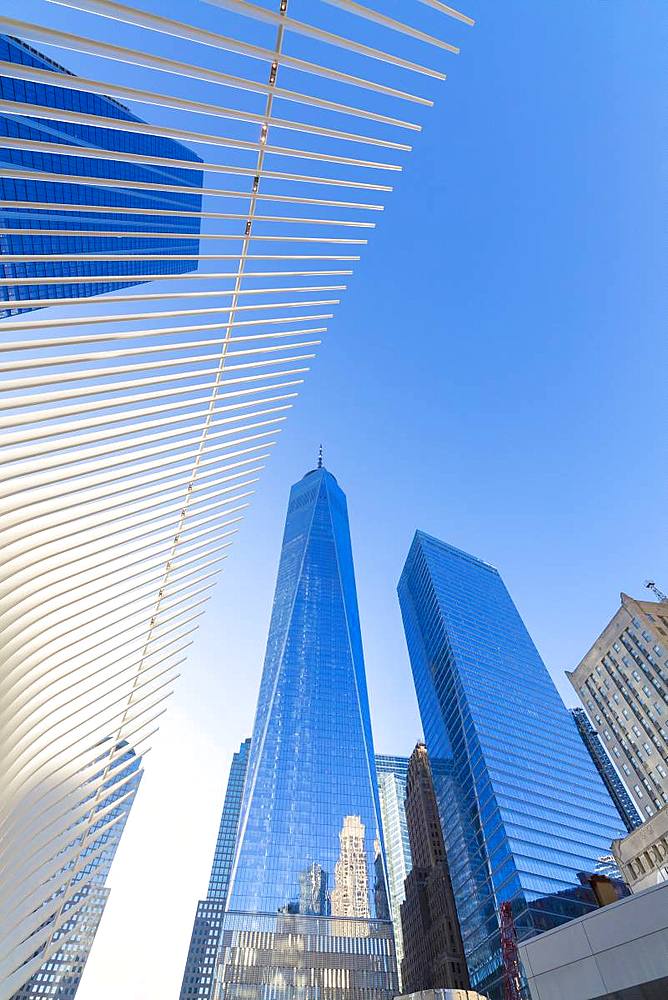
(570, 709, 642, 833)
(398, 532, 626, 1000)
(0, 35, 202, 318)
(180, 739, 251, 1000)
(215, 463, 397, 999)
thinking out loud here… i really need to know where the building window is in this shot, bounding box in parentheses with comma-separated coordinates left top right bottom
(634, 784, 644, 798)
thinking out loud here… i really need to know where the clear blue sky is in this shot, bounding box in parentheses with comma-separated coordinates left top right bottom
(186, 0, 667, 739)
(23, 0, 664, 996)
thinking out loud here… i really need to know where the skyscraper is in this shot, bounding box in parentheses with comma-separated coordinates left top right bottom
(570, 708, 642, 832)
(179, 739, 251, 1000)
(376, 755, 412, 975)
(398, 532, 626, 1000)
(214, 462, 397, 999)
(10, 742, 141, 1000)
(567, 593, 668, 821)
(0, 8, 476, 992)
(399, 743, 469, 994)
(0, 34, 202, 317)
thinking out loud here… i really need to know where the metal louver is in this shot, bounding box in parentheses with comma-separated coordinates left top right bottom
(0, 1, 474, 994)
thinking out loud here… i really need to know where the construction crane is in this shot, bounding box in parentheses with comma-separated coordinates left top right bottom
(500, 901, 525, 1000)
(645, 580, 668, 602)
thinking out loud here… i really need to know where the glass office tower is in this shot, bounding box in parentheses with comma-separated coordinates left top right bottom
(375, 755, 411, 975)
(398, 532, 626, 1000)
(11, 743, 141, 1000)
(206, 740, 253, 904)
(180, 739, 251, 1000)
(215, 463, 397, 1000)
(0, 35, 202, 318)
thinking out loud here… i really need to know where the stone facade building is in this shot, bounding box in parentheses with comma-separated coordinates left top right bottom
(399, 744, 469, 994)
(568, 593, 668, 821)
(612, 803, 668, 892)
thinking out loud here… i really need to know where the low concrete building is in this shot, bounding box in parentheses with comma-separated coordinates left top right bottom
(518, 880, 668, 1000)
(612, 803, 668, 892)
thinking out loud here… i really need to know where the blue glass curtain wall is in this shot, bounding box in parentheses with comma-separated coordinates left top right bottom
(398, 532, 625, 1000)
(0, 34, 202, 317)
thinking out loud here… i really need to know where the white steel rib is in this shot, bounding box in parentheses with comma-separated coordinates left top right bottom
(0, 0, 474, 995)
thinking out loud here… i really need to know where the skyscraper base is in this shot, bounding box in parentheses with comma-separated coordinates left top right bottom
(214, 910, 398, 1000)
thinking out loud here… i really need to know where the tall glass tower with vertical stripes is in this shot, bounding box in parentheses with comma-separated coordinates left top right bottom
(375, 755, 411, 977)
(180, 739, 251, 1000)
(215, 463, 397, 1000)
(398, 531, 625, 1000)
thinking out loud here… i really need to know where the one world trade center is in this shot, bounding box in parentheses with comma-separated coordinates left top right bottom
(214, 458, 397, 999)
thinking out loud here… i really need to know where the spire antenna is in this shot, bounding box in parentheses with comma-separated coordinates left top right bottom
(318, 444, 323, 469)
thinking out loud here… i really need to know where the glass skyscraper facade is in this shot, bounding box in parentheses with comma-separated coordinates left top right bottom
(375, 756, 410, 788)
(180, 739, 251, 1000)
(207, 740, 252, 903)
(0, 34, 202, 318)
(375, 755, 411, 976)
(398, 532, 626, 1000)
(11, 742, 141, 1000)
(215, 464, 397, 999)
